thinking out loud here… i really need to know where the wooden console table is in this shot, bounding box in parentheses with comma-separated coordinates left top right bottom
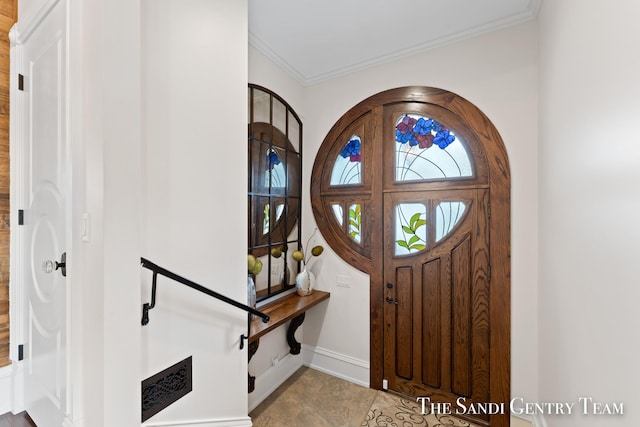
(248, 290, 330, 392)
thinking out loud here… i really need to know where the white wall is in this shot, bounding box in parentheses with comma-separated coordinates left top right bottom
(302, 21, 539, 403)
(17, 0, 46, 25)
(538, 1, 640, 426)
(250, 20, 539, 406)
(141, 0, 250, 425)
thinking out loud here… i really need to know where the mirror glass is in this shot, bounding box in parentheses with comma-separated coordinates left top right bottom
(248, 85, 302, 301)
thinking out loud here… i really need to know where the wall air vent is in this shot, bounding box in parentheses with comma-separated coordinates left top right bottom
(141, 356, 193, 422)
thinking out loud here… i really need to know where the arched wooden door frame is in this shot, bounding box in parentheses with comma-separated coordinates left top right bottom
(311, 87, 510, 427)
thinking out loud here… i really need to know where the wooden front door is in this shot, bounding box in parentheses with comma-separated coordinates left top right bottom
(383, 189, 490, 423)
(310, 87, 510, 426)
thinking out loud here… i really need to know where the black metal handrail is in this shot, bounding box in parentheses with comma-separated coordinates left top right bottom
(140, 257, 269, 349)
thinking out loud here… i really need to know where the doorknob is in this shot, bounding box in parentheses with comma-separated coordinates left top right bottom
(386, 296, 398, 305)
(42, 252, 66, 277)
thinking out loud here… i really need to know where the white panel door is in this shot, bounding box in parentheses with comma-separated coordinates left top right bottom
(20, 0, 69, 425)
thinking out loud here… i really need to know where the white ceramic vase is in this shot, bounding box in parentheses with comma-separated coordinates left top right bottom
(295, 268, 315, 296)
(248, 275, 257, 319)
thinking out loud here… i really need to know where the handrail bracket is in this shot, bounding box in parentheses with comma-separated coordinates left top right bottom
(141, 271, 158, 325)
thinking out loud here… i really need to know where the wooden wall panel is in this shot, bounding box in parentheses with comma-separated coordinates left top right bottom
(0, 0, 15, 369)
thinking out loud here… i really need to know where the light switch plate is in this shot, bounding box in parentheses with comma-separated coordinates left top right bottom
(81, 213, 91, 242)
(336, 275, 350, 288)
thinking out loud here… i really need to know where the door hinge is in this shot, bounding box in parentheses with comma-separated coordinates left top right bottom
(488, 265, 492, 282)
(488, 201, 491, 218)
(18, 74, 24, 91)
(18, 209, 24, 225)
(18, 344, 24, 361)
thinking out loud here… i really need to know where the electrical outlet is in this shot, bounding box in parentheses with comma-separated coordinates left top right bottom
(336, 275, 350, 288)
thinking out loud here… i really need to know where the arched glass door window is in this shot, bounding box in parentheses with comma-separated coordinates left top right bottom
(394, 114, 472, 181)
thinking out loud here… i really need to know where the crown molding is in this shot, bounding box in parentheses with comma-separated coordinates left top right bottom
(248, 31, 307, 86)
(250, 0, 543, 86)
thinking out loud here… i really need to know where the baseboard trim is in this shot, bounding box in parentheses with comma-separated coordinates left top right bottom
(510, 414, 533, 427)
(143, 416, 252, 427)
(302, 344, 369, 388)
(0, 362, 24, 415)
(0, 365, 12, 414)
(248, 353, 303, 412)
(510, 413, 546, 427)
(532, 413, 548, 427)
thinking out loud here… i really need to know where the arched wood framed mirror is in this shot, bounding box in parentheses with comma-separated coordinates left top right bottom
(248, 84, 303, 300)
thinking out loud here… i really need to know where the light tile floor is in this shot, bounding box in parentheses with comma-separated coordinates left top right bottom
(250, 367, 377, 426)
(250, 367, 491, 427)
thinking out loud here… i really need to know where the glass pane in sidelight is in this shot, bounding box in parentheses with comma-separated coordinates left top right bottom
(435, 202, 466, 242)
(332, 204, 344, 226)
(330, 135, 362, 186)
(348, 204, 362, 244)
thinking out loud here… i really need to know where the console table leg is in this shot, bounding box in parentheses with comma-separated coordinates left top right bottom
(287, 313, 305, 355)
(248, 339, 260, 393)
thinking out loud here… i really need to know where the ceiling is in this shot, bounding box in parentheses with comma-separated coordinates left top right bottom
(249, 0, 542, 85)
